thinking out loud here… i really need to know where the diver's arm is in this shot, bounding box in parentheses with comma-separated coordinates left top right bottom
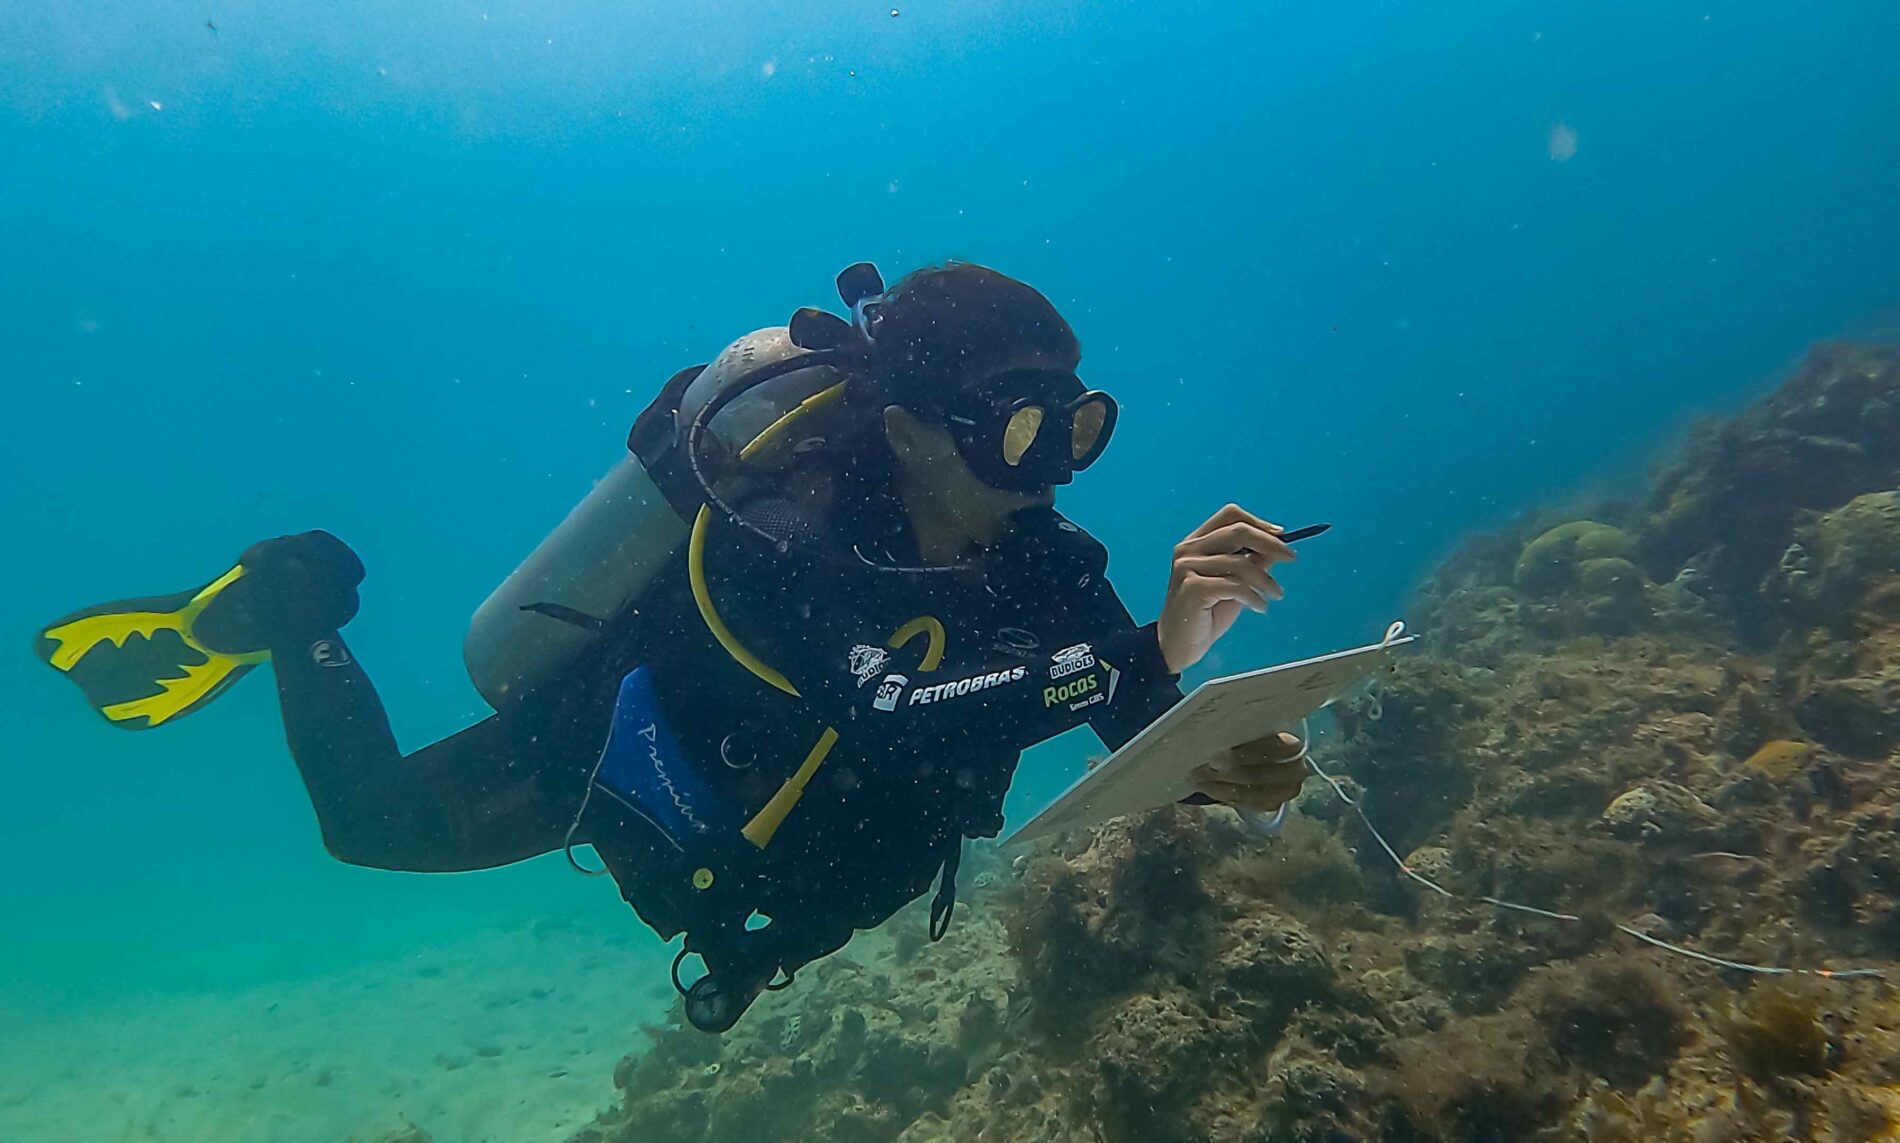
(1078, 617, 1186, 751)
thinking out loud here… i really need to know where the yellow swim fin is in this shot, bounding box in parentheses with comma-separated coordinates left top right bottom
(36, 565, 270, 730)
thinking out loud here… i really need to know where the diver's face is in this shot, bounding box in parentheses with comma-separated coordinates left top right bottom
(886, 349, 1077, 509)
(882, 406, 1053, 523)
(886, 347, 1108, 536)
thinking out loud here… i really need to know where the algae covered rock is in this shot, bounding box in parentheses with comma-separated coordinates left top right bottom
(1510, 522, 1660, 634)
(1768, 490, 1900, 629)
(1255, 1049, 1394, 1142)
(1402, 844, 1454, 882)
(1719, 982, 1837, 1080)
(1740, 738, 1816, 779)
(1638, 343, 1900, 633)
(1388, 1009, 1566, 1140)
(1597, 780, 1722, 845)
(1004, 809, 1216, 1035)
(1797, 667, 1900, 758)
(1328, 658, 1485, 857)
(1813, 489, 1900, 578)
(1402, 933, 1535, 1013)
(1515, 521, 1639, 598)
(1577, 556, 1645, 597)
(577, 901, 1020, 1143)
(1576, 556, 1651, 630)
(1527, 958, 1688, 1091)
(1090, 987, 1244, 1142)
(1212, 910, 1335, 1036)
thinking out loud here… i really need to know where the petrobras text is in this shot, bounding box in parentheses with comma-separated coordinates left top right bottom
(907, 665, 1030, 706)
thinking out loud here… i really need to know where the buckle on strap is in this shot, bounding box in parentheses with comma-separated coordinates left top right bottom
(929, 842, 963, 942)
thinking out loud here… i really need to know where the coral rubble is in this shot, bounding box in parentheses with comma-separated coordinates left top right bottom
(575, 345, 1900, 1142)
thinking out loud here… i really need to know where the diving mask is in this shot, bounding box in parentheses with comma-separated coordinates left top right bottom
(942, 371, 1118, 491)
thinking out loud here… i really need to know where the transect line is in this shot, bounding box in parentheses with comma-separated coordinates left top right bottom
(1295, 718, 1885, 982)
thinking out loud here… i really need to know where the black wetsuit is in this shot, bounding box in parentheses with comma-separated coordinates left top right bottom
(269, 489, 1182, 981)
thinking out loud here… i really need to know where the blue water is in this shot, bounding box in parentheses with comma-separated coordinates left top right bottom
(2, 0, 1898, 1132)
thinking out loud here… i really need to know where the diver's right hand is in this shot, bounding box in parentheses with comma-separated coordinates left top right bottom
(195, 531, 365, 654)
(1156, 504, 1293, 674)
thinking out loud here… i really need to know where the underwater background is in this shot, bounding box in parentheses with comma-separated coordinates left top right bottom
(3, 1, 1899, 1139)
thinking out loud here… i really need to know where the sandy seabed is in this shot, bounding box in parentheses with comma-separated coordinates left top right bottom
(0, 914, 672, 1143)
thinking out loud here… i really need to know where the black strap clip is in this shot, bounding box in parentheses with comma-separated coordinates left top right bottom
(928, 841, 963, 942)
(519, 601, 607, 632)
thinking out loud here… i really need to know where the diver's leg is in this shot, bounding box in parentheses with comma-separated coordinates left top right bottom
(193, 531, 587, 873)
(268, 630, 590, 873)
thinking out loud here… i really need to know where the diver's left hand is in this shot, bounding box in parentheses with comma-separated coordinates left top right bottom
(1192, 732, 1307, 812)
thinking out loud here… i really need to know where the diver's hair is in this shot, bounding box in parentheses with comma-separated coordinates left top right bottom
(870, 263, 1081, 412)
(807, 371, 900, 504)
(769, 263, 1080, 530)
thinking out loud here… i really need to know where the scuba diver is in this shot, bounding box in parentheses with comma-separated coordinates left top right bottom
(38, 262, 1307, 1033)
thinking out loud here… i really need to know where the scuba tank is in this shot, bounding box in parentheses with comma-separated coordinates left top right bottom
(463, 316, 864, 710)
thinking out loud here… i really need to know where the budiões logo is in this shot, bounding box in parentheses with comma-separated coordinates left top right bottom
(849, 644, 892, 688)
(1049, 642, 1095, 679)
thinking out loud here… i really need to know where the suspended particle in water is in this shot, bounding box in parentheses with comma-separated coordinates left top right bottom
(1548, 121, 1578, 161)
(761, 60, 777, 77)
(148, 99, 163, 111)
(891, 8, 900, 16)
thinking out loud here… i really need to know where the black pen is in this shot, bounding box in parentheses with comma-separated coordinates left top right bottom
(1237, 523, 1328, 562)
(1277, 523, 1331, 544)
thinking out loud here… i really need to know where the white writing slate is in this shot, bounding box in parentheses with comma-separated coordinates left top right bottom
(1002, 626, 1415, 847)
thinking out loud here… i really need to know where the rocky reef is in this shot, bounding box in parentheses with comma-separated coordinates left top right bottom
(575, 343, 1900, 1142)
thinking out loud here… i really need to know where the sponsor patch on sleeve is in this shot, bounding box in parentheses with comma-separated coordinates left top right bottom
(1049, 642, 1096, 679)
(848, 644, 892, 688)
(872, 673, 909, 712)
(1043, 659, 1121, 712)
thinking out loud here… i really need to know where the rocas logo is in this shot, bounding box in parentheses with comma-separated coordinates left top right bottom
(1049, 642, 1096, 679)
(872, 674, 909, 712)
(907, 666, 1029, 706)
(1044, 673, 1099, 709)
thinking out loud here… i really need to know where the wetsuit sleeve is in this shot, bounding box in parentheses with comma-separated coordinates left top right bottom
(1080, 617, 1186, 751)
(704, 513, 1183, 755)
(267, 630, 591, 873)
